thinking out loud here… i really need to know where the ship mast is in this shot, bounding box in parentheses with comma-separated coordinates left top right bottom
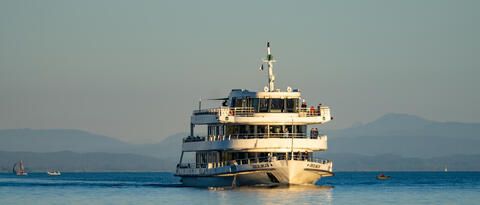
(260, 42, 276, 92)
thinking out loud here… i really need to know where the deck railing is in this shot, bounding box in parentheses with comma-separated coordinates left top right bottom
(183, 136, 206, 142)
(177, 156, 273, 169)
(177, 156, 332, 170)
(193, 106, 329, 117)
(297, 107, 330, 117)
(229, 107, 255, 116)
(193, 107, 225, 115)
(183, 134, 327, 143)
(193, 107, 254, 117)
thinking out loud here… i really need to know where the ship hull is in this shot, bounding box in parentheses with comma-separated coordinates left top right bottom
(179, 160, 332, 187)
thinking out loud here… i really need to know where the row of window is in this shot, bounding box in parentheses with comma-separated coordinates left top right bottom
(195, 152, 313, 164)
(208, 125, 308, 136)
(231, 98, 299, 113)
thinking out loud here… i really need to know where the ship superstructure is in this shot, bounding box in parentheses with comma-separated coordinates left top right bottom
(176, 42, 333, 187)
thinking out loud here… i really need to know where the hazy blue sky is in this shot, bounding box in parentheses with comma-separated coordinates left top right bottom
(1, 0, 479, 143)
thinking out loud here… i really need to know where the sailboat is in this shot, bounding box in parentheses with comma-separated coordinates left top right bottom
(12, 160, 28, 176)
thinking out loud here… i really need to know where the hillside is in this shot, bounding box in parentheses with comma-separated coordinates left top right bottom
(0, 129, 131, 153)
(327, 113, 480, 157)
(0, 151, 171, 172)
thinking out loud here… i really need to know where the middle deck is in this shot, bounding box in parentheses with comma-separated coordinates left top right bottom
(182, 135, 327, 152)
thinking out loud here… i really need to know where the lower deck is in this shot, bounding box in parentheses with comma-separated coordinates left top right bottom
(176, 157, 333, 187)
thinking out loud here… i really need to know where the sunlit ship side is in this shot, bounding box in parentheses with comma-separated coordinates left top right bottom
(175, 42, 334, 187)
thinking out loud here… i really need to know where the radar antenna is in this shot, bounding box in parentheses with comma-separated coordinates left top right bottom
(259, 42, 276, 92)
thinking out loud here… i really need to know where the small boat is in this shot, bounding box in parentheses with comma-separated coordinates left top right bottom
(376, 173, 391, 180)
(12, 160, 28, 176)
(47, 170, 61, 176)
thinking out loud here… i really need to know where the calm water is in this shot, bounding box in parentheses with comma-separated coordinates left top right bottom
(1, 172, 479, 205)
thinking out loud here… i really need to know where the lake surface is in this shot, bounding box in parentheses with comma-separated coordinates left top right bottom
(1, 172, 479, 205)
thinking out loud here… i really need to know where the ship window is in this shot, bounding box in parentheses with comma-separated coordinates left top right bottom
(273, 153, 286, 160)
(286, 99, 298, 113)
(230, 97, 236, 107)
(259, 98, 269, 112)
(257, 125, 267, 136)
(297, 125, 307, 135)
(225, 125, 239, 136)
(245, 125, 254, 135)
(245, 97, 253, 108)
(270, 125, 282, 134)
(252, 98, 259, 111)
(234, 98, 243, 107)
(285, 125, 293, 133)
(239, 125, 247, 134)
(270, 99, 284, 113)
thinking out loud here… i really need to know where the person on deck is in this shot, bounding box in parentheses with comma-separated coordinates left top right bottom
(301, 99, 307, 109)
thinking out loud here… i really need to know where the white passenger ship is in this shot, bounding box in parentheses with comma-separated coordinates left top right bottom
(176, 42, 334, 187)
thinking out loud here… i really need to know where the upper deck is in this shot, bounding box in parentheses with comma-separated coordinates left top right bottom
(192, 106, 331, 125)
(191, 89, 332, 125)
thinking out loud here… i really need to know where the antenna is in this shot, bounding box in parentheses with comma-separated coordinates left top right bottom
(198, 98, 202, 110)
(259, 42, 276, 92)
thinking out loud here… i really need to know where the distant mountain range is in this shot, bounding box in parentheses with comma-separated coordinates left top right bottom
(319, 153, 480, 171)
(0, 129, 131, 153)
(0, 129, 181, 156)
(327, 113, 480, 157)
(0, 151, 169, 172)
(0, 113, 479, 171)
(0, 129, 183, 171)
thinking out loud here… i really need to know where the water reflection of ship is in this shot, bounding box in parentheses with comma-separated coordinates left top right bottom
(211, 185, 333, 204)
(12, 160, 28, 176)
